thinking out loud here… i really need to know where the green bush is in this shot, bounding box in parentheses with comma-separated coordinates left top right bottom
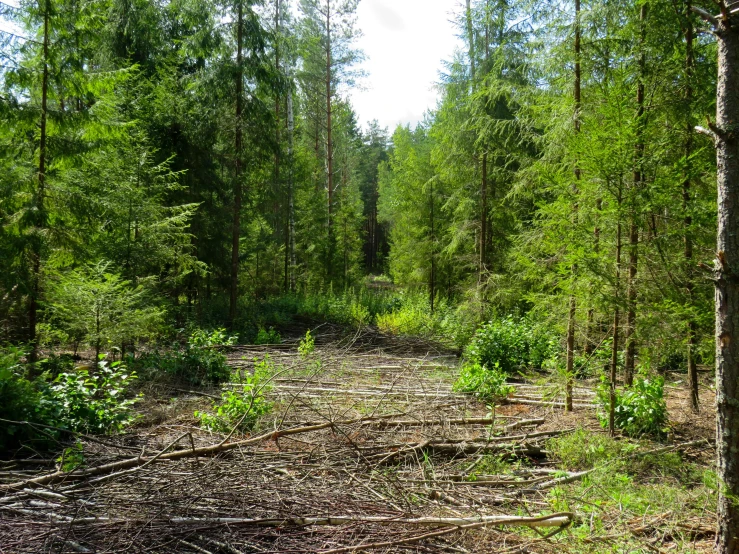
(298, 330, 315, 358)
(453, 362, 515, 402)
(135, 328, 237, 385)
(596, 376, 668, 437)
(466, 316, 558, 374)
(0, 347, 47, 450)
(548, 428, 632, 470)
(255, 327, 281, 345)
(1, 347, 141, 450)
(47, 361, 141, 434)
(195, 356, 273, 433)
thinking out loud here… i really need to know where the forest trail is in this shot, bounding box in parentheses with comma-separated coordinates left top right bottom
(0, 327, 716, 553)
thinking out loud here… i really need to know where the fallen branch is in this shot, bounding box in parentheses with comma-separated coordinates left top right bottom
(164, 512, 574, 528)
(317, 513, 573, 553)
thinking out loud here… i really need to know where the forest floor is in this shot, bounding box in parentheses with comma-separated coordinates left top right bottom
(0, 326, 718, 553)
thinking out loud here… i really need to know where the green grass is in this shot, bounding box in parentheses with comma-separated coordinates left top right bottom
(542, 429, 716, 552)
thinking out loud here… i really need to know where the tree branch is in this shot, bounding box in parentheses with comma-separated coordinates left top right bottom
(695, 125, 718, 141)
(692, 5, 718, 25)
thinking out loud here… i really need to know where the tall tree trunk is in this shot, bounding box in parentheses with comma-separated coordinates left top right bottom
(586, 198, 602, 355)
(610, 210, 623, 436)
(465, 0, 475, 86)
(287, 78, 296, 292)
(430, 180, 436, 313)
(684, 0, 699, 413)
(624, 3, 647, 387)
(325, 1, 334, 280)
(694, 4, 739, 550)
(565, 0, 582, 413)
(229, 2, 244, 327)
(29, 0, 51, 369)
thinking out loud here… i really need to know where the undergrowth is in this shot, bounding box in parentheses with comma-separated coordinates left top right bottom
(546, 429, 715, 552)
(195, 355, 274, 433)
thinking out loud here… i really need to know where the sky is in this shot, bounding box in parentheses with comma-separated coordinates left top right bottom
(350, 0, 464, 133)
(1, 0, 463, 133)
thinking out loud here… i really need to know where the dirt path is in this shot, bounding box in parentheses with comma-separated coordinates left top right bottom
(0, 328, 716, 553)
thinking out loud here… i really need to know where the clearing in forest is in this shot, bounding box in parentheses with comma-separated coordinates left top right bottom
(0, 327, 717, 553)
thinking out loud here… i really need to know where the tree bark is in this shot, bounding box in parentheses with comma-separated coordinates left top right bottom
(684, 0, 699, 413)
(229, 2, 244, 327)
(29, 0, 51, 368)
(325, 0, 334, 279)
(624, 3, 647, 387)
(430, 179, 436, 313)
(610, 215, 622, 436)
(565, 0, 582, 413)
(287, 77, 296, 292)
(709, 7, 739, 551)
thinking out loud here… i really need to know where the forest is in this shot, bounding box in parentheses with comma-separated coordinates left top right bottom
(1, 0, 738, 551)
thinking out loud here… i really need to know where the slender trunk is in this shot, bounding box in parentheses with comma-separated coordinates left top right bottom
(610, 214, 623, 436)
(229, 2, 244, 327)
(586, 198, 602, 355)
(95, 305, 101, 368)
(287, 79, 296, 292)
(29, 0, 51, 368)
(709, 8, 739, 551)
(325, 2, 334, 279)
(684, 0, 699, 413)
(481, 153, 487, 273)
(624, 3, 647, 386)
(430, 180, 435, 313)
(565, 0, 582, 412)
(465, 0, 475, 85)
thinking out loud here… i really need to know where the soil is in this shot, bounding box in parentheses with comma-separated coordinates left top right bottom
(0, 325, 717, 553)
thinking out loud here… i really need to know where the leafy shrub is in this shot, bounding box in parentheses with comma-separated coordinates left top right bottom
(38, 353, 76, 378)
(47, 261, 164, 359)
(466, 316, 558, 374)
(453, 362, 514, 402)
(548, 428, 632, 470)
(0, 346, 47, 450)
(596, 376, 668, 437)
(298, 330, 315, 358)
(255, 327, 281, 345)
(48, 361, 141, 434)
(135, 328, 237, 385)
(376, 291, 436, 336)
(196, 356, 273, 432)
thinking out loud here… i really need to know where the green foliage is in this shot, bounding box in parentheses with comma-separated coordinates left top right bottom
(453, 362, 514, 403)
(48, 361, 141, 434)
(255, 327, 281, 345)
(0, 346, 46, 450)
(195, 356, 274, 433)
(1, 347, 141, 450)
(465, 316, 558, 374)
(298, 330, 315, 358)
(548, 428, 633, 470)
(47, 262, 164, 357)
(596, 377, 668, 437)
(135, 328, 237, 385)
(57, 442, 86, 472)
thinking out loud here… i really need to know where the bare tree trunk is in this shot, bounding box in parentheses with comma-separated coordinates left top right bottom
(29, 0, 51, 369)
(565, 0, 582, 413)
(624, 3, 647, 387)
(610, 213, 622, 436)
(684, 0, 699, 413)
(430, 180, 436, 313)
(693, 4, 739, 550)
(287, 78, 296, 292)
(229, 2, 244, 327)
(325, 1, 334, 280)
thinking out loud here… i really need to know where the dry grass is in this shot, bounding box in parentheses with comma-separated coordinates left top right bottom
(0, 326, 718, 553)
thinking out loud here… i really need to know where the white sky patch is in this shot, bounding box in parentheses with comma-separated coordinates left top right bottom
(351, 0, 464, 133)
